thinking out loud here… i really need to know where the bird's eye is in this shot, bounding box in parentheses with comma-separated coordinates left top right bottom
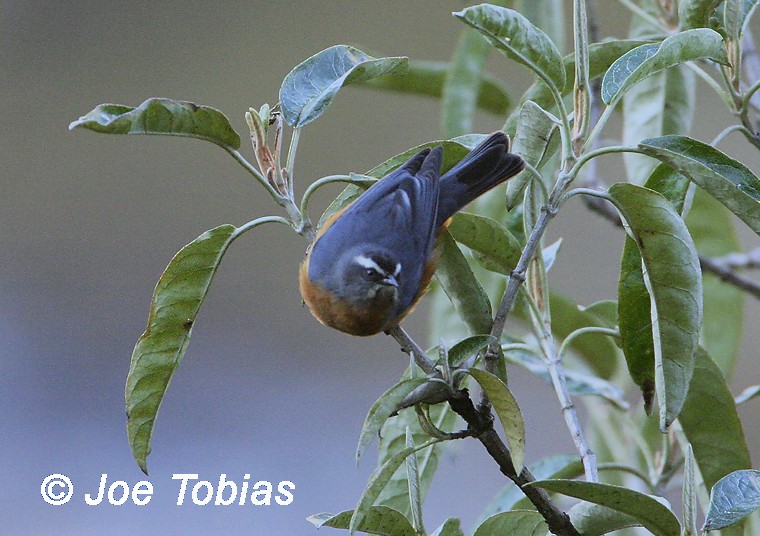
(364, 268, 378, 279)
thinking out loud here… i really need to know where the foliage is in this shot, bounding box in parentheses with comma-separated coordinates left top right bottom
(70, 1, 760, 534)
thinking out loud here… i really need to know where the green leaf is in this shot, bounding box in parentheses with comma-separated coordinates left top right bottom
(723, 0, 758, 99)
(350, 438, 441, 534)
(601, 29, 728, 105)
(454, 4, 566, 91)
(391, 378, 453, 415)
(505, 39, 652, 134)
(442, 28, 492, 138)
(307, 506, 415, 535)
(686, 188, 744, 375)
(473, 510, 548, 536)
(528, 480, 681, 536)
(679, 0, 722, 29)
(450, 134, 491, 150)
(610, 183, 702, 429)
(376, 403, 456, 517)
(618, 236, 657, 411)
(279, 45, 407, 128)
(436, 232, 494, 335)
(642, 163, 692, 212)
(477, 455, 582, 523)
(616, 165, 690, 412)
(448, 212, 522, 275)
(69, 98, 241, 150)
(466, 368, 525, 473)
(724, 0, 760, 46)
(359, 59, 510, 116)
(568, 501, 641, 535)
(356, 378, 428, 464)
(507, 100, 558, 208)
(639, 135, 760, 237)
(125, 225, 237, 473)
(404, 430, 423, 534)
(679, 348, 751, 492)
(447, 334, 495, 368)
(430, 518, 464, 536)
(704, 470, 760, 530)
(580, 38, 655, 79)
(547, 293, 621, 379)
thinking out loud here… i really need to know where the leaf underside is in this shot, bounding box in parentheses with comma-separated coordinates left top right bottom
(125, 225, 237, 473)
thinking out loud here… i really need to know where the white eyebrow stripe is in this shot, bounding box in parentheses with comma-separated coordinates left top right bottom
(353, 255, 386, 274)
(394, 263, 401, 277)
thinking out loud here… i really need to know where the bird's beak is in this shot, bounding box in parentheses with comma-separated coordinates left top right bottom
(381, 275, 399, 288)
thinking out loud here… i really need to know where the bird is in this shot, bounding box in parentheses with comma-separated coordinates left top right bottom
(299, 131, 524, 336)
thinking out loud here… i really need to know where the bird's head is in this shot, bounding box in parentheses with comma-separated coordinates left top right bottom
(334, 248, 401, 310)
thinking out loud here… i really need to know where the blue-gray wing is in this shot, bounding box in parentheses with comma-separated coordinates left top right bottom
(310, 146, 443, 311)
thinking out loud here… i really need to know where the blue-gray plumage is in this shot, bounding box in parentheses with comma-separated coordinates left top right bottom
(300, 132, 524, 336)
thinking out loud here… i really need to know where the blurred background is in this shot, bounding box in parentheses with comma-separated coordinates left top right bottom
(2, 1, 759, 534)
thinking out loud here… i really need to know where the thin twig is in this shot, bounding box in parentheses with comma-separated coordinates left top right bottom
(446, 390, 580, 536)
(518, 281, 598, 482)
(232, 216, 293, 239)
(698, 255, 760, 300)
(546, 343, 599, 482)
(386, 325, 436, 374)
(487, 206, 554, 356)
(708, 248, 760, 269)
(389, 330, 580, 535)
(712, 124, 751, 147)
(556, 326, 620, 361)
(484, 1, 603, 481)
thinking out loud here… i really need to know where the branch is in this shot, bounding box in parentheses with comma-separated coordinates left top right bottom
(523, 284, 599, 482)
(707, 248, 760, 269)
(580, 187, 760, 301)
(389, 329, 580, 535)
(486, 205, 556, 360)
(447, 390, 581, 536)
(386, 325, 436, 374)
(698, 255, 760, 300)
(546, 346, 598, 481)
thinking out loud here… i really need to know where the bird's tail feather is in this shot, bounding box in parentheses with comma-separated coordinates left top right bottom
(437, 132, 524, 225)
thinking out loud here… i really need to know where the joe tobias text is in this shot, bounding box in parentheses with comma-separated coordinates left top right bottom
(41, 473, 295, 507)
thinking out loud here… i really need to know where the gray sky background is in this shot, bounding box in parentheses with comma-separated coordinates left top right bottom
(2, 2, 759, 534)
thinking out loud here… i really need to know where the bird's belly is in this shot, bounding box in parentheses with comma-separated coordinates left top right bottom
(299, 264, 397, 336)
(312, 292, 396, 336)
